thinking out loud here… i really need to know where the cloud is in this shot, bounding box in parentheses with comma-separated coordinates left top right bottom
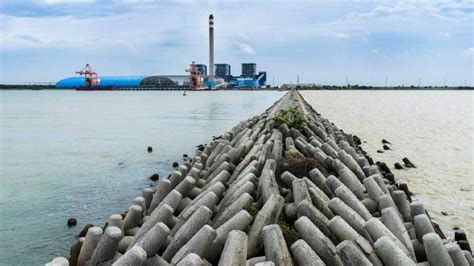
(335, 33, 350, 39)
(464, 47, 474, 56)
(371, 49, 379, 53)
(236, 42, 255, 55)
(15, 34, 42, 43)
(439, 32, 452, 39)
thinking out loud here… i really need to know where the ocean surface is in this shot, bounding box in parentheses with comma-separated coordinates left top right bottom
(0, 90, 284, 265)
(301, 90, 474, 238)
(1, 90, 472, 265)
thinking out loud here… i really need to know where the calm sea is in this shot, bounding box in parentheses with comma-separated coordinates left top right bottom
(1, 90, 472, 265)
(302, 90, 474, 238)
(0, 90, 284, 265)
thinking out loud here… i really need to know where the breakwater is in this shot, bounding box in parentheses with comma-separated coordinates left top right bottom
(48, 90, 472, 265)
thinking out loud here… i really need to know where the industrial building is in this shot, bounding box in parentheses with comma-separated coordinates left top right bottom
(56, 14, 266, 90)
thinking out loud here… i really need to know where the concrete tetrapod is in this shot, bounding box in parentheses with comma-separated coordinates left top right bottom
(364, 217, 413, 259)
(336, 240, 372, 266)
(296, 200, 333, 240)
(177, 253, 206, 266)
(261, 224, 293, 266)
(45, 257, 69, 266)
(413, 214, 435, 241)
(334, 186, 372, 221)
(112, 245, 146, 265)
(162, 206, 213, 261)
(247, 194, 284, 258)
(205, 210, 253, 262)
(122, 205, 143, 230)
(373, 236, 416, 266)
(218, 230, 248, 266)
(381, 207, 416, 259)
(129, 204, 174, 248)
(423, 233, 454, 266)
(171, 225, 217, 264)
(89, 226, 123, 265)
(134, 222, 170, 256)
(445, 242, 469, 266)
(290, 239, 325, 266)
(77, 226, 103, 266)
(294, 216, 342, 266)
(148, 179, 172, 214)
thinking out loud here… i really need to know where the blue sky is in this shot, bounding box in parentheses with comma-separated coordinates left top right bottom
(0, 0, 473, 86)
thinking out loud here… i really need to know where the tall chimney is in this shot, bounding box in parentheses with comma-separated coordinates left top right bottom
(209, 14, 215, 81)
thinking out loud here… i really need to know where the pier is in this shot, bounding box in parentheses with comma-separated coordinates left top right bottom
(48, 90, 472, 265)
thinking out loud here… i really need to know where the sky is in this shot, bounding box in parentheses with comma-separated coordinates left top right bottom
(0, 0, 473, 86)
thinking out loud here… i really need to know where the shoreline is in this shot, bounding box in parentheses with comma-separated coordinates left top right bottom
(47, 90, 472, 265)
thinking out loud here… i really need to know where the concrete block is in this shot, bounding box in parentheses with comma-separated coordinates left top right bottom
(212, 193, 253, 228)
(413, 214, 435, 241)
(123, 205, 143, 230)
(261, 225, 293, 266)
(46, 257, 69, 266)
(247, 194, 284, 258)
(336, 240, 373, 266)
(445, 242, 469, 266)
(290, 239, 325, 266)
(392, 190, 412, 222)
(292, 178, 311, 206)
(374, 236, 416, 266)
(112, 246, 147, 265)
(218, 230, 248, 266)
(77, 226, 103, 266)
(382, 207, 416, 259)
(135, 222, 170, 256)
(328, 198, 371, 241)
(148, 180, 172, 214)
(364, 176, 385, 201)
(294, 216, 342, 266)
(365, 217, 413, 259)
(296, 200, 333, 239)
(171, 225, 217, 264)
(334, 186, 372, 221)
(176, 253, 205, 266)
(90, 226, 123, 265)
(423, 233, 453, 266)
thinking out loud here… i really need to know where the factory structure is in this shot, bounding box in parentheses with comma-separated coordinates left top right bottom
(56, 14, 266, 90)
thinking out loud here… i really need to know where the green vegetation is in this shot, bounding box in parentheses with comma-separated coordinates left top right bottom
(0, 84, 55, 90)
(272, 107, 306, 129)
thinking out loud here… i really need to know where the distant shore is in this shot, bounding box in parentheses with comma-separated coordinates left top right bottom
(0, 84, 472, 90)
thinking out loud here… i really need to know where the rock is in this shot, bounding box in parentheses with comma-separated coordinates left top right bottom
(173, 162, 179, 168)
(394, 163, 403, 170)
(149, 173, 159, 181)
(402, 157, 416, 168)
(381, 139, 391, 144)
(383, 145, 391, 150)
(183, 154, 188, 158)
(68, 218, 77, 227)
(377, 150, 384, 153)
(441, 211, 448, 216)
(78, 224, 94, 237)
(455, 229, 467, 241)
(69, 238, 83, 266)
(147, 146, 153, 153)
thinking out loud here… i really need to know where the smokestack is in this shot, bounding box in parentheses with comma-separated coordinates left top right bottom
(209, 14, 215, 81)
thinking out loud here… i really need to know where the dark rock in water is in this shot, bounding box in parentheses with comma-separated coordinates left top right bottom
(460, 188, 471, 192)
(383, 144, 391, 150)
(147, 146, 153, 153)
(78, 224, 94, 237)
(353, 135, 362, 145)
(67, 218, 77, 227)
(377, 150, 384, 153)
(398, 183, 412, 202)
(441, 211, 448, 216)
(385, 173, 396, 184)
(458, 240, 472, 253)
(69, 239, 83, 266)
(402, 157, 416, 168)
(455, 229, 468, 241)
(172, 162, 179, 168)
(365, 156, 374, 165)
(382, 139, 392, 144)
(118, 162, 124, 166)
(394, 163, 403, 170)
(196, 144, 205, 151)
(149, 173, 159, 181)
(183, 154, 188, 158)
(377, 162, 392, 175)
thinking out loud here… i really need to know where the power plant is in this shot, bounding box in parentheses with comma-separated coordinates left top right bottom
(56, 14, 267, 90)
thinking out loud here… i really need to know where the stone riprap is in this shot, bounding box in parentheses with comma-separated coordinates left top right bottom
(48, 90, 472, 265)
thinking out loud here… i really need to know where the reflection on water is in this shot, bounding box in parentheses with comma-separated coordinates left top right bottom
(301, 90, 474, 238)
(0, 90, 284, 265)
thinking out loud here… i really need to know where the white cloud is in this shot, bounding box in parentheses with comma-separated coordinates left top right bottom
(439, 32, 452, 39)
(464, 47, 474, 56)
(336, 33, 350, 39)
(236, 42, 255, 55)
(371, 49, 379, 53)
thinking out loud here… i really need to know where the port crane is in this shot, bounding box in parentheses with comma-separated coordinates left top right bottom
(76, 64, 99, 87)
(186, 61, 205, 90)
